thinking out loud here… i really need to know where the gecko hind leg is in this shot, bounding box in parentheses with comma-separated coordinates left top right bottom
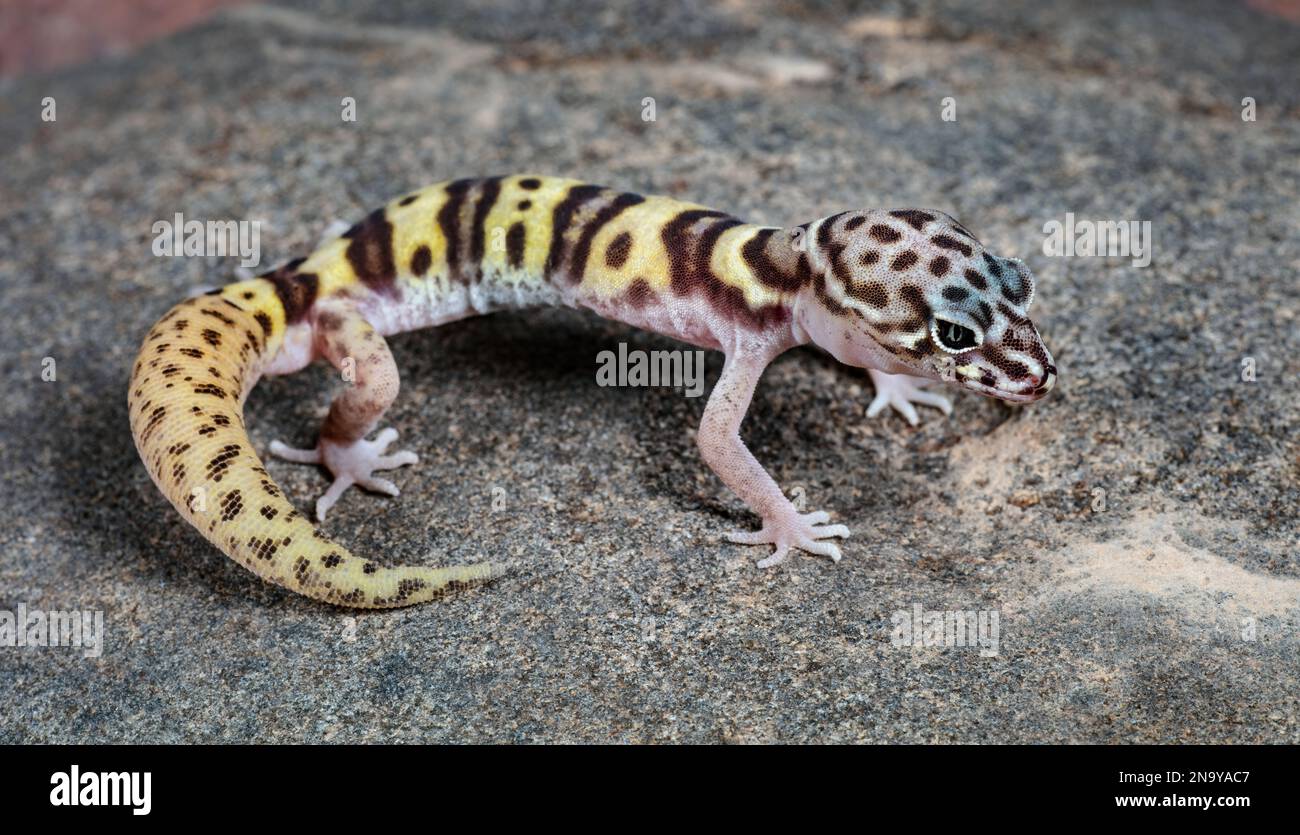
(268, 307, 419, 521)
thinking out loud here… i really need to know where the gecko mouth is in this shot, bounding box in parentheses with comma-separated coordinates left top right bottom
(962, 379, 1040, 403)
(954, 363, 1055, 403)
(946, 353, 1055, 400)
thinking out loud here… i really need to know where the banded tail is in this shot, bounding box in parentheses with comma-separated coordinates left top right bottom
(126, 282, 503, 608)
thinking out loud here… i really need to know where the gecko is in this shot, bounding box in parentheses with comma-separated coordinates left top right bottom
(128, 175, 1056, 608)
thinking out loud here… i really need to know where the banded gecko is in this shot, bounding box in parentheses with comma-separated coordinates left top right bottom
(128, 175, 1055, 608)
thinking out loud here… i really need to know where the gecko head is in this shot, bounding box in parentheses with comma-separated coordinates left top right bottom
(796, 209, 1055, 403)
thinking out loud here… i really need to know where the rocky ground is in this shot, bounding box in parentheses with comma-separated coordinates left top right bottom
(0, 0, 1296, 742)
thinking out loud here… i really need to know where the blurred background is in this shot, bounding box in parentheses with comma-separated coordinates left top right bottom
(4, 0, 1300, 78)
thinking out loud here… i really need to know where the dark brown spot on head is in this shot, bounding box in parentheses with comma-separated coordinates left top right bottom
(964, 268, 988, 291)
(942, 286, 969, 302)
(398, 194, 419, 207)
(982, 345, 1031, 380)
(889, 209, 936, 232)
(929, 256, 950, 277)
(869, 224, 902, 244)
(519, 177, 541, 190)
(931, 234, 973, 257)
(518, 200, 532, 211)
(844, 215, 866, 231)
(891, 251, 919, 271)
(860, 250, 880, 266)
(849, 281, 889, 308)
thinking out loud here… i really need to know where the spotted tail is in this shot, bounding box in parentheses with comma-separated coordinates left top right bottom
(127, 283, 504, 608)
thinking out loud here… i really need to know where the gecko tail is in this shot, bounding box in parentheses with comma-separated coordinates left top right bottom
(127, 285, 503, 608)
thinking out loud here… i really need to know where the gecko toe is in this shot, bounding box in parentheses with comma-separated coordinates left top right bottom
(357, 476, 400, 496)
(757, 544, 791, 569)
(315, 476, 355, 521)
(376, 451, 419, 469)
(799, 539, 843, 562)
(269, 440, 321, 464)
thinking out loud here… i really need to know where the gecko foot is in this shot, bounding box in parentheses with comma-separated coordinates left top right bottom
(725, 510, 850, 568)
(866, 370, 952, 426)
(269, 427, 419, 521)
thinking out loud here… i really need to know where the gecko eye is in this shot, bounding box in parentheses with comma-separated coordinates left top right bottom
(932, 318, 980, 352)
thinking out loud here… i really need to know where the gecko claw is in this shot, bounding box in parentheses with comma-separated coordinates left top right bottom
(270, 427, 419, 520)
(725, 509, 850, 568)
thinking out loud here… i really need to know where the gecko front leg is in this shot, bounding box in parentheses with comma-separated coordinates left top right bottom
(865, 369, 953, 426)
(269, 306, 418, 521)
(697, 348, 850, 568)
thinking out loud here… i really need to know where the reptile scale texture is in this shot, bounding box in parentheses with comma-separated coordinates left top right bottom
(128, 175, 1057, 608)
